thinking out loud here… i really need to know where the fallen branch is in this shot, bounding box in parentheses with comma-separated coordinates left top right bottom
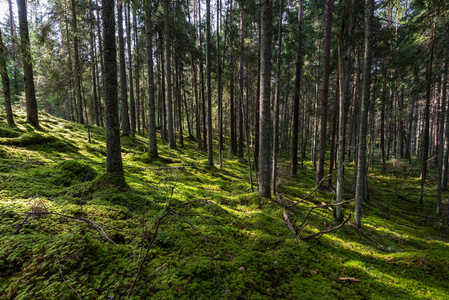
(58, 259, 82, 299)
(283, 209, 296, 234)
(301, 170, 338, 202)
(348, 223, 385, 250)
(153, 166, 186, 170)
(297, 199, 355, 231)
(13, 211, 117, 246)
(298, 213, 351, 240)
(336, 277, 361, 283)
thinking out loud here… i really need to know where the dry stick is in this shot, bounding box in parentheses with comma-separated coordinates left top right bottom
(299, 213, 351, 240)
(58, 259, 82, 299)
(297, 198, 355, 231)
(301, 170, 338, 202)
(133, 262, 168, 296)
(13, 211, 117, 245)
(348, 222, 385, 250)
(128, 214, 176, 297)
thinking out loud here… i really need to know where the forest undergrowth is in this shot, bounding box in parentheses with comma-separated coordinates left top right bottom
(1, 110, 449, 299)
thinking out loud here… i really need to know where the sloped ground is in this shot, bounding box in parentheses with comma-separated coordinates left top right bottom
(0, 110, 448, 299)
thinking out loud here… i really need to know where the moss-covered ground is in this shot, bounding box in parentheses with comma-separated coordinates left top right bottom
(1, 110, 448, 299)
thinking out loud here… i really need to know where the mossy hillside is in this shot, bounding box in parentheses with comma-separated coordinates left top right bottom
(0, 111, 448, 299)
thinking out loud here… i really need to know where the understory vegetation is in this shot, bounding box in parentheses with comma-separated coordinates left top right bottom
(1, 111, 448, 299)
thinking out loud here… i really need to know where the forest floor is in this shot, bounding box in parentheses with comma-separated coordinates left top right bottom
(0, 110, 448, 299)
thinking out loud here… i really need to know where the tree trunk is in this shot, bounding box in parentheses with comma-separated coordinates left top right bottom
(0, 27, 14, 126)
(238, 5, 245, 159)
(436, 25, 448, 214)
(126, 3, 136, 137)
(291, 0, 304, 176)
(258, 0, 273, 198)
(146, 5, 158, 157)
(71, 0, 83, 124)
(102, 0, 124, 177)
(17, 0, 38, 127)
(354, 0, 373, 228)
(164, 0, 175, 148)
(206, 0, 213, 166)
(118, 3, 130, 136)
(420, 23, 435, 205)
(89, 0, 99, 126)
(272, 0, 283, 194)
(217, 0, 223, 168)
(316, 0, 332, 188)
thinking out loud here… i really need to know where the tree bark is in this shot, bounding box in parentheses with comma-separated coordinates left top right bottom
(238, 5, 245, 159)
(0, 27, 14, 126)
(272, 0, 283, 194)
(217, 0, 223, 168)
(291, 0, 303, 176)
(146, 4, 158, 157)
(419, 23, 435, 205)
(118, 3, 130, 136)
(126, 2, 136, 136)
(258, 0, 273, 198)
(316, 0, 332, 188)
(17, 0, 39, 127)
(164, 0, 175, 148)
(354, 0, 373, 228)
(102, 0, 124, 177)
(71, 0, 83, 124)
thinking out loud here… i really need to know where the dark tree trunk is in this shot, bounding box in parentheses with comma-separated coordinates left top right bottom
(206, 0, 213, 165)
(354, 0, 374, 227)
(164, 0, 175, 148)
(126, 3, 136, 136)
(17, 0, 38, 127)
(316, 0, 332, 188)
(0, 27, 14, 126)
(146, 4, 158, 156)
(259, 0, 273, 198)
(118, 3, 130, 136)
(71, 0, 83, 124)
(217, 0, 223, 167)
(102, 0, 124, 177)
(291, 0, 303, 176)
(420, 24, 435, 205)
(238, 5, 245, 159)
(89, 0, 99, 126)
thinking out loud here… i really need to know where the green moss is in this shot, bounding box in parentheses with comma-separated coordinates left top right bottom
(0, 126, 21, 138)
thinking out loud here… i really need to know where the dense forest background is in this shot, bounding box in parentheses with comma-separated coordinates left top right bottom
(1, 0, 449, 298)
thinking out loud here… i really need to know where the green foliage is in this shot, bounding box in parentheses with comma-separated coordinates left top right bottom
(1, 112, 449, 299)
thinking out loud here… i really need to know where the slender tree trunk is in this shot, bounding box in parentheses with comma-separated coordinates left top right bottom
(354, 0, 373, 228)
(164, 0, 175, 148)
(238, 5, 245, 159)
(146, 4, 158, 156)
(102, 0, 124, 177)
(206, 0, 213, 165)
(17, 0, 38, 127)
(217, 0, 223, 167)
(71, 0, 84, 124)
(259, 0, 273, 198)
(437, 31, 448, 214)
(8, 0, 18, 102)
(335, 26, 346, 221)
(126, 3, 136, 136)
(0, 27, 14, 126)
(134, 10, 141, 134)
(272, 0, 283, 194)
(89, 0, 99, 126)
(420, 23, 435, 205)
(118, 3, 130, 136)
(254, 3, 261, 170)
(316, 0, 332, 188)
(291, 0, 303, 176)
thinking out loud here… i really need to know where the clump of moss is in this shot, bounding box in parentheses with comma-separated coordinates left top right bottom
(0, 131, 74, 152)
(37, 160, 97, 187)
(0, 127, 21, 138)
